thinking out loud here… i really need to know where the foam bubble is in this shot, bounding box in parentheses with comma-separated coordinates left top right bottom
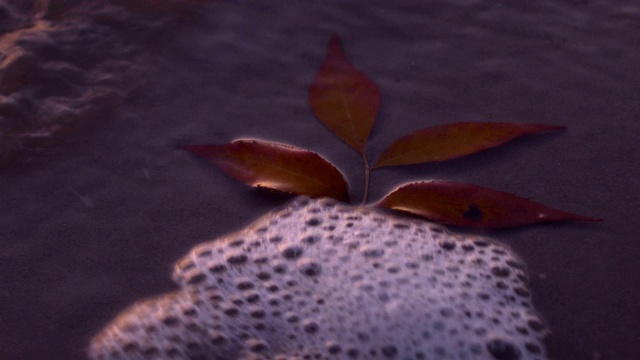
(89, 197, 549, 360)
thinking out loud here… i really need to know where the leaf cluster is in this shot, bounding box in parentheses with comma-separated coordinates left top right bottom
(184, 34, 601, 228)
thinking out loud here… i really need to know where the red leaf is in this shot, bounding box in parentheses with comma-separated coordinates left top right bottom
(374, 122, 566, 168)
(183, 139, 350, 202)
(309, 34, 381, 153)
(376, 181, 602, 228)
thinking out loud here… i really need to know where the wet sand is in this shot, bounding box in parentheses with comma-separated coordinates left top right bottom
(1, 1, 639, 359)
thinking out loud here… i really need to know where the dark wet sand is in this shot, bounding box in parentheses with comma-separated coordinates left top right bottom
(1, 1, 639, 359)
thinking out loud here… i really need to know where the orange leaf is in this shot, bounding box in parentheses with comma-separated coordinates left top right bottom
(376, 181, 602, 228)
(374, 122, 566, 168)
(309, 34, 381, 153)
(183, 139, 350, 202)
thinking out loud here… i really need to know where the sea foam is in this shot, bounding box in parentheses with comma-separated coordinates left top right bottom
(89, 197, 548, 360)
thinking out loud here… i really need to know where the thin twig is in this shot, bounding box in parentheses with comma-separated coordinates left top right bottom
(361, 151, 371, 205)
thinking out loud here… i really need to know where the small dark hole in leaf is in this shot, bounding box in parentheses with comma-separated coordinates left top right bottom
(463, 205, 484, 222)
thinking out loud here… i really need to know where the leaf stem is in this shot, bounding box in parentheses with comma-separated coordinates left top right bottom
(361, 151, 371, 205)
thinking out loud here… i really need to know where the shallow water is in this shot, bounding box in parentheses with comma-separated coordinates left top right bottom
(1, 0, 639, 359)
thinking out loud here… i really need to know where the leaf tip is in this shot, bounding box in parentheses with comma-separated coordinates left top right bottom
(538, 208, 604, 224)
(327, 34, 343, 56)
(181, 144, 199, 154)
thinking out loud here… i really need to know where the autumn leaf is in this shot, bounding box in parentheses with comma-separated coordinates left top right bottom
(183, 139, 350, 202)
(376, 181, 602, 228)
(374, 122, 566, 168)
(309, 34, 381, 153)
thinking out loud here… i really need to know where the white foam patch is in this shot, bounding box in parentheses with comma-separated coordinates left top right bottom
(89, 197, 549, 360)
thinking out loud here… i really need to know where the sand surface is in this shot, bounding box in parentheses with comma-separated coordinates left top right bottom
(1, 1, 639, 359)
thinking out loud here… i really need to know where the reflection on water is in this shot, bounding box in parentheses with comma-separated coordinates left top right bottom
(0, 0, 194, 162)
(0, 0, 638, 359)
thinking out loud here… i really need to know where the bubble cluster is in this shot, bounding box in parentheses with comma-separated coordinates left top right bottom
(89, 197, 549, 360)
